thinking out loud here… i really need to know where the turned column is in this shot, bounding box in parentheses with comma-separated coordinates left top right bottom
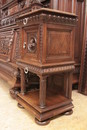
(39, 75, 47, 109)
(64, 72, 73, 99)
(21, 68, 26, 95)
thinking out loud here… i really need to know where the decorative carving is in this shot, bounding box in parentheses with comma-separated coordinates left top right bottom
(28, 36, 37, 53)
(29, 0, 46, 11)
(17, 10, 77, 27)
(39, 23, 43, 62)
(29, 0, 45, 4)
(1, 16, 15, 26)
(7, 29, 15, 61)
(0, 30, 14, 56)
(0, 40, 9, 55)
(17, 61, 75, 75)
(14, 31, 21, 60)
(18, 0, 25, 10)
(1, 8, 8, 18)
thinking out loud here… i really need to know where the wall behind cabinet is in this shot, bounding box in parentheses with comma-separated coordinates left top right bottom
(51, 0, 77, 14)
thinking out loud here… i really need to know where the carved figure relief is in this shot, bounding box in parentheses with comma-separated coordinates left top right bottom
(27, 34, 37, 53)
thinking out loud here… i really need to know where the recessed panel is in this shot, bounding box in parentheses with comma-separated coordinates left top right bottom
(46, 27, 73, 63)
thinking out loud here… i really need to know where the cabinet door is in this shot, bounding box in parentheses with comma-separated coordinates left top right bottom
(21, 25, 40, 63)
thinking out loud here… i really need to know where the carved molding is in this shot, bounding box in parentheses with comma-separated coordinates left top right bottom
(39, 23, 43, 62)
(16, 9, 77, 27)
(1, 16, 15, 26)
(18, 0, 26, 10)
(17, 61, 75, 75)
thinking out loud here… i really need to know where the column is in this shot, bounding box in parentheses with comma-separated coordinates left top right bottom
(39, 75, 47, 109)
(21, 68, 26, 95)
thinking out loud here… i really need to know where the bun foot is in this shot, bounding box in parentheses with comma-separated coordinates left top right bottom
(64, 110, 73, 115)
(17, 103, 24, 109)
(35, 118, 50, 125)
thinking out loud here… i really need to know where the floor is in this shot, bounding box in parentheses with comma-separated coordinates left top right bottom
(0, 79, 87, 130)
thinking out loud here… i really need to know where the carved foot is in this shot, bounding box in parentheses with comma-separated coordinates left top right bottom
(9, 87, 20, 99)
(35, 118, 50, 125)
(17, 103, 24, 109)
(64, 110, 73, 115)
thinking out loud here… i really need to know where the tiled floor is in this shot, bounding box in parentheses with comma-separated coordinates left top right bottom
(0, 78, 87, 130)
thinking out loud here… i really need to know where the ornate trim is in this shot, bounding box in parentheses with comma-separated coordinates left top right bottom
(16, 9, 77, 27)
(39, 23, 43, 62)
(17, 61, 75, 75)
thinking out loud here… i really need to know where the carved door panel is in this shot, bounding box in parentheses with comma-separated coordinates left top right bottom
(21, 25, 40, 63)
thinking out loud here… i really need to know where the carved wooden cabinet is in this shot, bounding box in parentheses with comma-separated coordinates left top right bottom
(14, 8, 77, 124)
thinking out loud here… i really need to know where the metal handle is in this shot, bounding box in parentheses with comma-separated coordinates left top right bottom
(24, 67, 29, 74)
(23, 18, 28, 25)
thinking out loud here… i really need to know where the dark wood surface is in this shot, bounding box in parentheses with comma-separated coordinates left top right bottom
(17, 90, 72, 113)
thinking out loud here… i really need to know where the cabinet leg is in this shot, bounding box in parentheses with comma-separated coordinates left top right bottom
(21, 68, 26, 95)
(35, 118, 50, 125)
(39, 76, 47, 109)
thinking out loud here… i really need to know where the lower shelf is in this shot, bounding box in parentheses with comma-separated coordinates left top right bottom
(16, 90, 73, 122)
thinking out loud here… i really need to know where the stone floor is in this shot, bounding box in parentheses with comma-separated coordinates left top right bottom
(0, 78, 87, 130)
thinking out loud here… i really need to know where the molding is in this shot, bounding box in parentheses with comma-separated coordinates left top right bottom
(16, 9, 77, 27)
(16, 61, 75, 75)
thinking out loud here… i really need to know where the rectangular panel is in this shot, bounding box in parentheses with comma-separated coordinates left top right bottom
(22, 25, 40, 63)
(44, 24, 74, 63)
(47, 31, 70, 56)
